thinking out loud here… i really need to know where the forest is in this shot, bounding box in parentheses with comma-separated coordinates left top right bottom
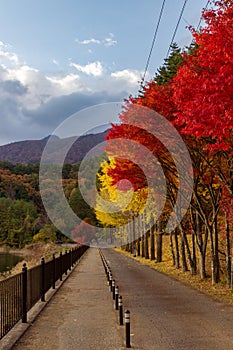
(0, 159, 99, 248)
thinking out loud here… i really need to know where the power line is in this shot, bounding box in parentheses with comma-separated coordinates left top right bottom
(140, 0, 166, 89)
(166, 0, 188, 58)
(196, 0, 211, 31)
(139, 0, 209, 92)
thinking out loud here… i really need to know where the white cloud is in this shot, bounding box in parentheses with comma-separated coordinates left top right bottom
(75, 38, 101, 45)
(52, 59, 59, 66)
(103, 33, 117, 47)
(111, 69, 141, 85)
(75, 33, 117, 47)
(8, 65, 39, 84)
(70, 61, 103, 77)
(0, 41, 20, 65)
(46, 73, 87, 94)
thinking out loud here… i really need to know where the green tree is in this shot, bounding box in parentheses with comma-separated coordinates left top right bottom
(155, 43, 183, 85)
(33, 224, 57, 243)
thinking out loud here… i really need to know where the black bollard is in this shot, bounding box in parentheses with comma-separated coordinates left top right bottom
(119, 296, 123, 325)
(107, 268, 111, 280)
(115, 286, 119, 310)
(109, 274, 113, 292)
(112, 280, 115, 300)
(125, 310, 131, 348)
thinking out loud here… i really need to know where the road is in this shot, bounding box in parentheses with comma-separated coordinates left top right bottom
(12, 248, 124, 350)
(103, 248, 233, 350)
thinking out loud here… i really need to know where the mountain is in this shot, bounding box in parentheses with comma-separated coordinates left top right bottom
(0, 131, 108, 164)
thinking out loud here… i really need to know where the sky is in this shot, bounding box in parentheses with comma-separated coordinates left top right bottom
(0, 0, 209, 145)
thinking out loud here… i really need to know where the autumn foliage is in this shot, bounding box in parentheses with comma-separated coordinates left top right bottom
(173, 2, 233, 150)
(96, 0, 233, 285)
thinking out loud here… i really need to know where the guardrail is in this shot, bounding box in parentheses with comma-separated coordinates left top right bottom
(0, 245, 88, 340)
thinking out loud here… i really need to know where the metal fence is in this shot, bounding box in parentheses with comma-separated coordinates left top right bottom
(0, 245, 88, 340)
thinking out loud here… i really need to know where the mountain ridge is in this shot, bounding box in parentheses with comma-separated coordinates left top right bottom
(0, 130, 108, 164)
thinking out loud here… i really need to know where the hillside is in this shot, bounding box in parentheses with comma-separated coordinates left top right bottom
(0, 131, 108, 164)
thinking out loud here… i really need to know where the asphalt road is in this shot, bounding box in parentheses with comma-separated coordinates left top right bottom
(103, 249, 233, 350)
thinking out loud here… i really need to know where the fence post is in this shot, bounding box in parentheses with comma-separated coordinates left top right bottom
(69, 249, 72, 270)
(41, 257, 45, 302)
(70, 248, 73, 268)
(125, 310, 131, 348)
(119, 296, 123, 325)
(52, 253, 56, 289)
(60, 251, 63, 281)
(65, 250, 68, 275)
(22, 263, 27, 323)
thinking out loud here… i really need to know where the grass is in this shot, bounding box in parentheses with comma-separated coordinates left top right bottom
(115, 246, 233, 305)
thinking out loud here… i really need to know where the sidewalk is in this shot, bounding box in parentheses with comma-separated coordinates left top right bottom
(13, 248, 124, 350)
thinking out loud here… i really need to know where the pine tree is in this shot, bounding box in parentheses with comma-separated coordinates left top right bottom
(155, 43, 183, 85)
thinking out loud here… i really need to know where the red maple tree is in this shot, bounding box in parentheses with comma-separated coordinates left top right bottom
(172, 0, 233, 151)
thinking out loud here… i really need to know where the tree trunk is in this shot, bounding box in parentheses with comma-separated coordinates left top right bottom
(209, 226, 218, 285)
(126, 223, 131, 252)
(137, 238, 141, 256)
(199, 250, 207, 279)
(132, 218, 136, 257)
(180, 234, 188, 272)
(181, 228, 196, 275)
(194, 211, 207, 279)
(208, 213, 220, 285)
(174, 231, 180, 269)
(192, 233, 197, 275)
(156, 218, 163, 262)
(144, 232, 149, 259)
(156, 233, 162, 263)
(214, 215, 220, 283)
(225, 214, 231, 288)
(150, 228, 155, 260)
(137, 216, 141, 256)
(141, 235, 145, 257)
(129, 221, 134, 254)
(169, 233, 176, 266)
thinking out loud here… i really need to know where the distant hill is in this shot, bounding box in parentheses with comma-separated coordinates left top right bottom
(0, 131, 108, 164)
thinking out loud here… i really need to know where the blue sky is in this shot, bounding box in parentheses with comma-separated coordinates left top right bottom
(0, 0, 208, 145)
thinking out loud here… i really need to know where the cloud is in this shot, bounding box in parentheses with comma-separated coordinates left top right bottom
(0, 41, 20, 65)
(23, 91, 127, 129)
(70, 61, 103, 77)
(0, 79, 28, 95)
(76, 38, 101, 45)
(0, 40, 141, 145)
(8, 64, 39, 85)
(111, 69, 142, 85)
(103, 33, 117, 47)
(75, 33, 117, 47)
(46, 73, 83, 93)
(52, 59, 60, 66)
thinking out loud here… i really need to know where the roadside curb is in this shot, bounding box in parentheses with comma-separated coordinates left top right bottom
(0, 248, 88, 350)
